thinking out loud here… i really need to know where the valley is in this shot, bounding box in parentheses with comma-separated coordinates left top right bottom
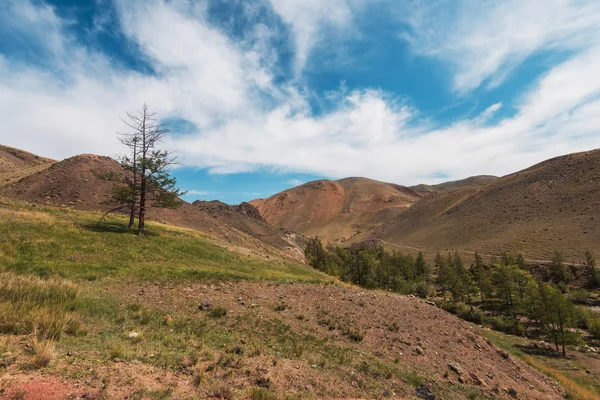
(1, 145, 600, 399)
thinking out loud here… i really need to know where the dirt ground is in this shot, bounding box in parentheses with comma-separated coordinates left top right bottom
(0, 281, 565, 399)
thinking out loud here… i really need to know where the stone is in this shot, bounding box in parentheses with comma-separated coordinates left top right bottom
(448, 363, 463, 375)
(415, 384, 435, 400)
(198, 299, 213, 311)
(128, 332, 139, 339)
(414, 346, 424, 355)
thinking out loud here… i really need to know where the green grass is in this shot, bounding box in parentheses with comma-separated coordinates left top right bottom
(0, 205, 329, 284)
(479, 328, 600, 400)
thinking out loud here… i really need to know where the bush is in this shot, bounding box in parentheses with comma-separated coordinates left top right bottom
(209, 307, 227, 319)
(568, 289, 589, 304)
(589, 317, 600, 340)
(248, 387, 277, 400)
(414, 281, 435, 298)
(489, 316, 524, 336)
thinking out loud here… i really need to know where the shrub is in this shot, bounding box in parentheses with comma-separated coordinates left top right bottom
(589, 318, 600, 340)
(344, 329, 364, 342)
(568, 289, 589, 304)
(488, 316, 524, 336)
(248, 387, 277, 400)
(209, 307, 227, 319)
(414, 281, 434, 298)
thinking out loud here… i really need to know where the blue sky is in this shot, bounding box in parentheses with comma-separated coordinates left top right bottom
(1, 1, 600, 204)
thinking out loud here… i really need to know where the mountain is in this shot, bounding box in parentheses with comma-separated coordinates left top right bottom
(0, 153, 305, 260)
(250, 177, 421, 243)
(409, 175, 498, 194)
(372, 149, 600, 262)
(0, 144, 55, 187)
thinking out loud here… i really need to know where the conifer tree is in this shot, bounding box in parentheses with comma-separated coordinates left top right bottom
(109, 104, 184, 235)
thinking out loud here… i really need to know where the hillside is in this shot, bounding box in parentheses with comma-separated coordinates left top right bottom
(250, 177, 421, 243)
(0, 153, 304, 260)
(0, 144, 55, 187)
(0, 204, 566, 399)
(410, 175, 498, 194)
(372, 149, 600, 262)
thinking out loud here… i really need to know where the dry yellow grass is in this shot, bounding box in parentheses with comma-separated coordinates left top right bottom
(30, 337, 56, 368)
(521, 354, 600, 400)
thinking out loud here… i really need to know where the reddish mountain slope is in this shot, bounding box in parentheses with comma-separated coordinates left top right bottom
(410, 175, 498, 195)
(372, 149, 600, 262)
(0, 154, 305, 260)
(0, 144, 55, 187)
(251, 177, 421, 243)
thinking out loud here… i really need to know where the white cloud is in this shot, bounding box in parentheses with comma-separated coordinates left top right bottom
(400, 0, 600, 92)
(267, 0, 358, 75)
(0, 0, 599, 191)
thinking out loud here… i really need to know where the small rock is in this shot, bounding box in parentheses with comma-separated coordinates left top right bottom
(237, 297, 244, 302)
(414, 346, 424, 355)
(163, 314, 174, 325)
(507, 388, 517, 398)
(498, 350, 510, 359)
(1, 352, 12, 358)
(448, 363, 463, 375)
(425, 301, 436, 306)
(415, 384, 435, 400)
(128, 332, 139, 339)
(198, 299, 213, 310)
(470, 372, 486, 386)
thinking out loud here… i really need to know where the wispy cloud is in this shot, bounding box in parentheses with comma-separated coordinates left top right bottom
(399, 0, 600, 92)
(0, 0, 599, 188)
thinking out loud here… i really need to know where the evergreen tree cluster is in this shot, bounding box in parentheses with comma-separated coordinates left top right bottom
(305, 238, 600, 357)
(305, 238, 432, 295)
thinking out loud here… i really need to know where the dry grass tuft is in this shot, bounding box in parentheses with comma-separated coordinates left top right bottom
(0, 272, 79, 339)
(30, 337, 56, 368)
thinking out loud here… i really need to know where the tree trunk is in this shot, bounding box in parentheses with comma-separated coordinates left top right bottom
(137, 107, 147, 237)
(128, 139, 138, 229)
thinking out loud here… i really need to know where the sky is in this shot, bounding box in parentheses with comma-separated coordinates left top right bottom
(1, 0, 599, 204)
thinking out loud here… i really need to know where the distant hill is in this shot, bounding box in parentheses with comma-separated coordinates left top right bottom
(0, 144, 54, 187)
(250, 177, 421, 243)
(0, 152, 305, 260)
(372, 150, 600, 262)
(410, 175, 498, 194)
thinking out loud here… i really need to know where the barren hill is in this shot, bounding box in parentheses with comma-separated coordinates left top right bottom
(0, 144, 55, 187)
(372, 149, 600, 262)
(410, 175, 498, 194)
(250, 177, 421, 243)
(0, 154, 304, 260)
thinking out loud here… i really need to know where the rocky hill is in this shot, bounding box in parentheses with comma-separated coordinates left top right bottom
(0, 144, 55, 187)
(410, 175, 498, 195)
(372, 149, 600, 262)
(250, 177, 421, 243)
(0, 153, 304, 260)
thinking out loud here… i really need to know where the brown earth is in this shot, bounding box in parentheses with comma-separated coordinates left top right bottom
(0, 144, 54, 187)
(0, 153, 305, 261)
(372, 149, 600, 262)
(0, 281, 566, 399)
(409, 175, 498, 195)
(250, 177, 422, 244)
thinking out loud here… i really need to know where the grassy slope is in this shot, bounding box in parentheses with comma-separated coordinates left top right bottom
(480, 329, 600, 400)
(0, 204, 433, 399)
(0, 204, 327, 284)
(0, 203, 591, 399)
